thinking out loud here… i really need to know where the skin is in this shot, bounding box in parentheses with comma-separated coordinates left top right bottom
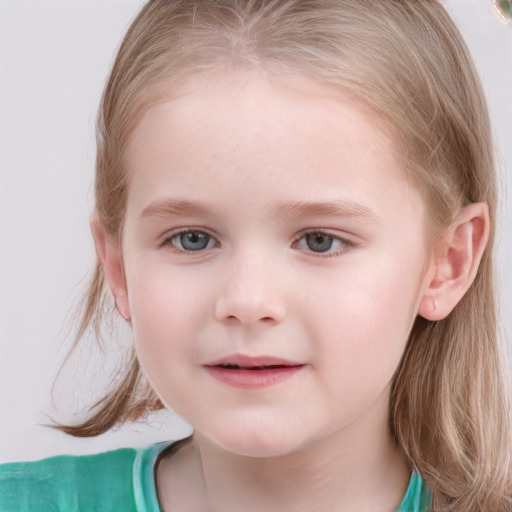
(94, 69, 490, 512)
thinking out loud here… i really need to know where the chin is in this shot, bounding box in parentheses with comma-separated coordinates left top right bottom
(217, 437, 301, 459)
(201, 418, 313, 459)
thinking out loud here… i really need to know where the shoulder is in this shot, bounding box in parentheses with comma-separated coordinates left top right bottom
(0, 443, 171, 512)
(397, 472, 431, 512)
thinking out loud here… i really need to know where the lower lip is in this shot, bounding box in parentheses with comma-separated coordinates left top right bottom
(205, 366, 304, 389)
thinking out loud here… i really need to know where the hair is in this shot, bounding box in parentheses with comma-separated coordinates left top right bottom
(56, 1, 512, 510)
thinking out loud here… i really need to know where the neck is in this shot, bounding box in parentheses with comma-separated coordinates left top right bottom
(157, 391, 411, 512)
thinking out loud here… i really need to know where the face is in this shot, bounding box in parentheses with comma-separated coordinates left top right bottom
(117, 70, 434, 457)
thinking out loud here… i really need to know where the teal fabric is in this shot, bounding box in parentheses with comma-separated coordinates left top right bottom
(1, 442, 431, 511)
(397, 472, 432, 511)
(0, 443, 167, 512)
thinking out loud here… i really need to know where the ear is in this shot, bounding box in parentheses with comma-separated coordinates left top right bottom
(90, 214, 131, 321)
(418, 203, 490, 321)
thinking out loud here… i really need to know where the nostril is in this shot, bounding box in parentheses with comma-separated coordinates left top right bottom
(224, 315, 275, 324)
(214, 293, 286, 325)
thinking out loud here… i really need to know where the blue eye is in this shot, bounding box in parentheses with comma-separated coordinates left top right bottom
(304, 232, 334, 253)
(294, 230, 351, 255)
(168, 230, 215, 252)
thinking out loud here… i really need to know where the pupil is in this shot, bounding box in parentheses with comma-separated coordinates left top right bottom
(181, 232, 209, 251)
(306, 233, 333, 253)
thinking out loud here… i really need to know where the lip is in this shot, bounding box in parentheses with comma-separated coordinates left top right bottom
(204, 354, 305, 389)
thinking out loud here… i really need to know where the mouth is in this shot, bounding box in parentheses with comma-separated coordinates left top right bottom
(204, 355, 304, 389)
(214, 363, 296, 370)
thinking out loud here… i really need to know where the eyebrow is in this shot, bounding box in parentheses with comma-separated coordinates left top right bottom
(272, 200, 379, 223)
(140, 199, 217, 219)
(140, 198, 378, 223)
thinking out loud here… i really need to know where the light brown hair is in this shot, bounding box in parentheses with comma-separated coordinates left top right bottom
(58, 1, 512, 510)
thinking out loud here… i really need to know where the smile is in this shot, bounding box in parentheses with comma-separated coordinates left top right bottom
(204, 355, 304, 389)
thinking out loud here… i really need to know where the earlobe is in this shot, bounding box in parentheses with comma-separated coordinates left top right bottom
(418, 203, 490, 321)
(90, 214, 131, 321)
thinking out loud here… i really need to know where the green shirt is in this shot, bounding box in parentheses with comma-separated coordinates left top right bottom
(1, 442, 431, 511)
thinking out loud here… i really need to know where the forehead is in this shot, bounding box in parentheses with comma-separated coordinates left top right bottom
(124, 69, 423, 224)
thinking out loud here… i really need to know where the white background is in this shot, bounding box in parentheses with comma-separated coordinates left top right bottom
(1, 0, 511, 463)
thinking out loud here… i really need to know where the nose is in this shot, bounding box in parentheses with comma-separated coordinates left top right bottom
(214, 251, 287, 326)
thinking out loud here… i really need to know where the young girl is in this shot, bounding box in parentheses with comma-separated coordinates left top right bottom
(1, 1, 511, 511)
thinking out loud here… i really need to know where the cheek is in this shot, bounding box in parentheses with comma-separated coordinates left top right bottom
(304, 255, 424, 373)
(128, 261, 213, 334)
(126, 269, 210, 385)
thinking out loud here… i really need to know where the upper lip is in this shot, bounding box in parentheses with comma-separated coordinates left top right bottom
(204, 354, 303, 369)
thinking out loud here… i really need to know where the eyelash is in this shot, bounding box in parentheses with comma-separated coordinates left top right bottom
(292, 229, 355, 257)
(160, 228, 355, 257)
(159, 228, 219, 254)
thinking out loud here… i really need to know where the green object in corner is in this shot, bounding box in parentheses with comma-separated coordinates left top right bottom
(499, 1, 512, 15)
(0, 443, 167, 512)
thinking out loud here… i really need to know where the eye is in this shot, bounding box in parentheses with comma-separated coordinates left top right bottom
(164, 230, 217, 252)
(294, 230, 352, 255)
(304, 232, 335, 253)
